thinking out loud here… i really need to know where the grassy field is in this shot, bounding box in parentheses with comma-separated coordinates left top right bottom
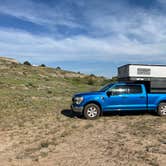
(0, 58, 165, 166)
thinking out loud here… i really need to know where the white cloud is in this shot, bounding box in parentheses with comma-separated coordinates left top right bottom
(0, 0, 80, 29)
(0, 28, 166, 65)
(158, 0, 166, 5)
(1, 0, 166, 43)
(83, 1, 166, 43)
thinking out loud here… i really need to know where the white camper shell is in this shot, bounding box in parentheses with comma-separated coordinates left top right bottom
(118, 64, 166, 93)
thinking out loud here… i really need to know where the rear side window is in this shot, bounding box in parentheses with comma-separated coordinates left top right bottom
(128, 85, 142, 94)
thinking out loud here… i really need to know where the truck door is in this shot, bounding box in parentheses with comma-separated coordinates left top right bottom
(123, 85, 147, 110)
(104, 84, 147, 111)
(104, 85, 129, 110)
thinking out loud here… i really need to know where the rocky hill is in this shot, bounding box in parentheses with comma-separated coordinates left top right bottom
(0, 57, 19, 69)
(0, 56, 19, 63)
(0, 56, 109, 81)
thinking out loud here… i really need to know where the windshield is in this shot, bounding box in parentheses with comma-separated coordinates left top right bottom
(99, 83, 114, 91)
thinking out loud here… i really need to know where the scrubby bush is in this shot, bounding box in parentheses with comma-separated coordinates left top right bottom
(72, 77, 81, 84)
(25, 82, 36, 88)
(90, 74, 96, 77)
(40, 64, 46, 67)
(23, 61, 31, 66)
(87, 77, 95, 85)
(111, 76, 118, 82)
(56, 66, 61, 70)
(88, 79, 95, 85)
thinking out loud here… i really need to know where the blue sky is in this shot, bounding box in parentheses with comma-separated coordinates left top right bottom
(0, 0, 166, 77)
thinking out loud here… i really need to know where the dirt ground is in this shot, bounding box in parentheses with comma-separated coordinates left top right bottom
(0, 109, 165, 166)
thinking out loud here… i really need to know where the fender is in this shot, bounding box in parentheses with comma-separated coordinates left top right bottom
(155, 97, 166, 108)
(83, 100, 103, 111)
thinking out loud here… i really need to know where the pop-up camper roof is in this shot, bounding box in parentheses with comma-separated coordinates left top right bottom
(118, 64, 166, 93)
(118, 64, 166, 80)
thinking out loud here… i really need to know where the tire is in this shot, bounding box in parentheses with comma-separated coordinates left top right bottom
(157, 102, 166, 116)
(84, 103, 101, 120)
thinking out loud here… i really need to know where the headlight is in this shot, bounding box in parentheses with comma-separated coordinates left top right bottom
(74, 97, 84, 105)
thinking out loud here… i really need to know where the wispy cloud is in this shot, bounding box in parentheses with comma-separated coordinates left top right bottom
(82, 0, 166, 42)
(0, 27, 166, 63)
(0, 0, 81, 29)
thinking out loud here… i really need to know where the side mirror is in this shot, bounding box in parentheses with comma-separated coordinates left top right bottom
(106, 91, 112, 97)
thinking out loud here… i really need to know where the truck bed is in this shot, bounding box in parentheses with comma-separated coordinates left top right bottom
(148, 93, 166, 110)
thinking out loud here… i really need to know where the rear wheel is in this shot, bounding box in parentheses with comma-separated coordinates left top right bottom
(158, 102, 166, 116)
(84, 103, 101, 120)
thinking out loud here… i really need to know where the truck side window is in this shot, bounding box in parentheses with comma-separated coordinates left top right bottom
(110, 85, 128, 96)
(127, 85, 142, 94)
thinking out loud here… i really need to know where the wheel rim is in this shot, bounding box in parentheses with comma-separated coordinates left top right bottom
(160, 105, 166, 115)
(87, 106, 98, 118)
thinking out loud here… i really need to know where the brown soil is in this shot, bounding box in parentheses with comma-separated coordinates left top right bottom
(0, 111, 165, 166)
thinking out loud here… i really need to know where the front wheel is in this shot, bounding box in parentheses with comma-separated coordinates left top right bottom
(84, 103, 101, 120)
(157, 102, 166, 116)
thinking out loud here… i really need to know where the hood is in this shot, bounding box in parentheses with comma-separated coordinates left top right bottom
(74, 91, 104, 97)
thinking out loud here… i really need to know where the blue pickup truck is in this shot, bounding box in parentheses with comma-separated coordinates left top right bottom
(71, 82, 166, 119)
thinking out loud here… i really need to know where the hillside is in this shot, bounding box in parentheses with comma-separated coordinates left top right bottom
(0, 57, 165, 166)
(0, 57, 110, 128)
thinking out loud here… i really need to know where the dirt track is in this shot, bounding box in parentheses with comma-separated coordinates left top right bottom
(0, 110, 165, 166)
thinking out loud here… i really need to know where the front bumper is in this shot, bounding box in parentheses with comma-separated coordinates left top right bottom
(71, 104, 84, 113)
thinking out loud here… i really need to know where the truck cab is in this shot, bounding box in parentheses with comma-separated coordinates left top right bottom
(71, 82, 166, 119)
